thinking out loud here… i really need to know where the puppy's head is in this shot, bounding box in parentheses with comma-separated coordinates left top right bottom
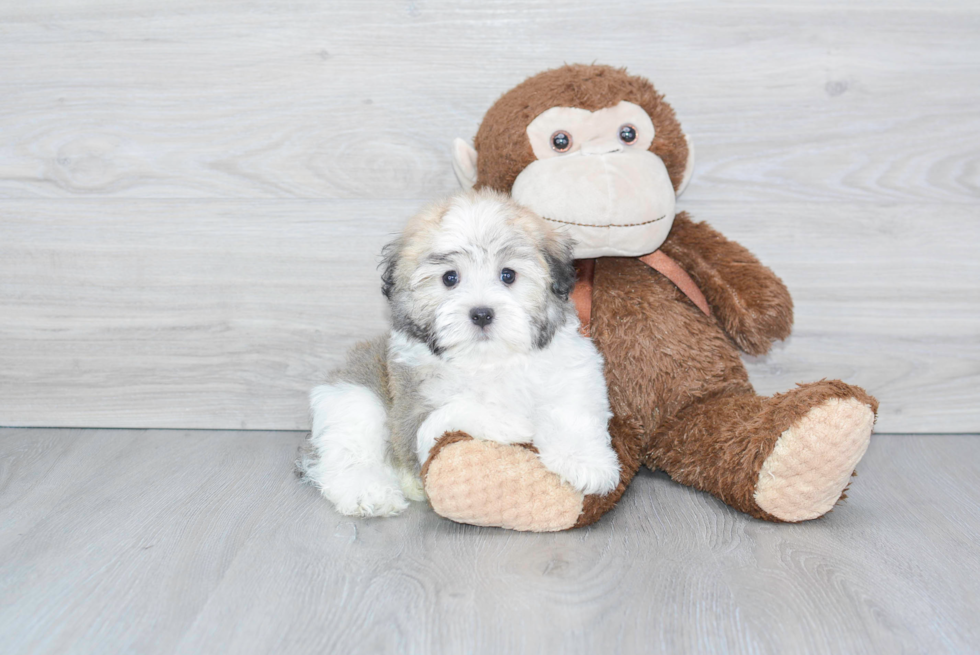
(381, 189, 576, 358)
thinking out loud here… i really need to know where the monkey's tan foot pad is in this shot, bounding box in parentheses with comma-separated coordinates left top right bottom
(422, 432, 584, 532)
(755, 397, 876, 522)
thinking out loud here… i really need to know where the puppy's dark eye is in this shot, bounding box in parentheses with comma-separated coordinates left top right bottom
(442, 270, 458, 288)
(619, 124, 637, 144)
(500, 268, 516, 285)
(551, 131, 572, 153)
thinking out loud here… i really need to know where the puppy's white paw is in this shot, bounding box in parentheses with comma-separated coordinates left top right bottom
(539, 446, 621, 496)
(417, 403, 534, 462)
(331, 483, 409, 518)
(481, 411, 535, 445)
(322, 467, 409, 518)
(397, 468, 427, 502)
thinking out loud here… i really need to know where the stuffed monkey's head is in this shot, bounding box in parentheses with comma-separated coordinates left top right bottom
(452, 64, 694, 258)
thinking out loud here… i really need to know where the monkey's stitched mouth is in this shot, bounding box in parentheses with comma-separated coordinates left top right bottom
(540, 215, 665, 228)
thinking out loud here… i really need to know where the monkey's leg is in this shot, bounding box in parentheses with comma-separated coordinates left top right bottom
(421, 415, 643, 531)
(648, 380, 878, 522)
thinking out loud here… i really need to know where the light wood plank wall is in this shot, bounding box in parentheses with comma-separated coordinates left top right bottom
(1, 1, 977, 432)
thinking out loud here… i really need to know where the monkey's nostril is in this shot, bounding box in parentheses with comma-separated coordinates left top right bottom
(469, 307, 494, 327)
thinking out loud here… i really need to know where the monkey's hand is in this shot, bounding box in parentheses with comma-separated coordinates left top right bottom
(660, 212, 794, 356)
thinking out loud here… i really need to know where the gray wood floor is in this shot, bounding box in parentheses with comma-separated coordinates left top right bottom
(1, 429, 978, 654)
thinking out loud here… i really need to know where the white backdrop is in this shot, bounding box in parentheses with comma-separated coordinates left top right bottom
(1, 0, 977, 431)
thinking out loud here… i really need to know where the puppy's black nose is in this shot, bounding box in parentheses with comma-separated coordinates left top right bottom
(469, 306, 494, 327)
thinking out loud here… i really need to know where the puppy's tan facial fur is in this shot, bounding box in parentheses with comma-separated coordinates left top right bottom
(381, 189, 575, 356)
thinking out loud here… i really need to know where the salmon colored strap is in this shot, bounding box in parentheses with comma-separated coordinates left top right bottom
(639, 250, 712, 317)
(572, 252, 711, 337)
(571, 259, 595, 336)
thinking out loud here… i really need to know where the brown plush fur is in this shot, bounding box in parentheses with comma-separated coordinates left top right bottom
(660, 215, 794, 356)
(474, 64, 689, 194)
(582, 232, 874, 523)
(649, 380, 878, 521)
(572, 413, 645, 528)
(423, 64, 878, 528)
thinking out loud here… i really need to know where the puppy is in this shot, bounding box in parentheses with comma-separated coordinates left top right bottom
(298, 189, 620, 517)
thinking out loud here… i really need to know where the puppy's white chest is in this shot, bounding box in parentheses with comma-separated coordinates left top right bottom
(422, 358, 534, 415)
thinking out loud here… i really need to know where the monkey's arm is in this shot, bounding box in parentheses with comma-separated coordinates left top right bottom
(659, 212, 793, 356)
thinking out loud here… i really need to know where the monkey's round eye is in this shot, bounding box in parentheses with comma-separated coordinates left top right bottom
(550, 130, 572, 153)
(442, 270, 458, 288)
(500, 268, 516, 285)
(619, 124, 638, 145)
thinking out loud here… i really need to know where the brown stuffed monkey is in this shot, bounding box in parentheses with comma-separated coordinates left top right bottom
(420, 64, 878, 531)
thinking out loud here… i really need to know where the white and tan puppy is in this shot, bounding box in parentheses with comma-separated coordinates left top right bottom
(299, 190, 620, 517)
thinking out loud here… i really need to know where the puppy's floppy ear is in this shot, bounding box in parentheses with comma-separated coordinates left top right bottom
(379, 238, 402, 299)
(542, 230, 577, 301)
(533, 229, 576, 349)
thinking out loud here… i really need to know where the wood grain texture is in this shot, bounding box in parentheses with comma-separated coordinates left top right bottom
(0, 1, 977, 204)
(0, 428, 978, 654)
(1, 200, 977, 431)
(0, 0, 978, 431)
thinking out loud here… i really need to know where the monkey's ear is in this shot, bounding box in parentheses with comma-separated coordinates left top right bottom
(451, 138, 478, 189)
(676, 134, 695, 197)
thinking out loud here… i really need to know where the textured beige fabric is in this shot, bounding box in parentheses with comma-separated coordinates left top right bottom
(424, 439, 584, 532)
(511, 150, 676, 258)
(755, 397, 875, 522)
